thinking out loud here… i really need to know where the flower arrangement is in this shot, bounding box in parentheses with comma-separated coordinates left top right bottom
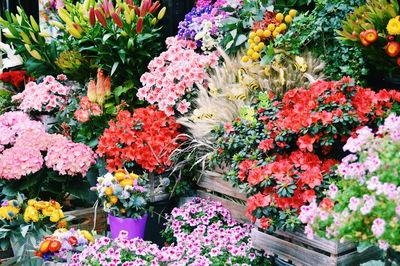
(0, 195, 67, 251)
(0, 111, 96, 202)
(91, 170, 149, 219)
(69, 231, 161, 265)
(337, 0, 400, 76)
(299, 113, 400, 252)
(97, 106, 182, 173)
(211, 77, 400, 231)
(36, 228, 94, 262)
(177, 5, 229, 51)
(138, 37, 219, 116)
(242, 9, 297, 63)
(0, 71, 34, 91)
(12, 75, 71, 113)
(160, 197, 270, 265)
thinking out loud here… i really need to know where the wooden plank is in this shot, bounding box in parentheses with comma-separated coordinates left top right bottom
(65, 208, 108, 234)
(197, 190, 250, 224)
(273, 230, 355, 255)
(198, 171, 247, 201)
(336, 246, 382, 266)
(251, 228, 336, 266)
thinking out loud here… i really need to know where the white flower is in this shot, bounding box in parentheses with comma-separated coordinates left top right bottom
(0, 41, 23, 71)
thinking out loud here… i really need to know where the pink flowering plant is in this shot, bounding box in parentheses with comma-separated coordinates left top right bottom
(0, 111, 96, 201)
(11, 75, 72, 113)
(137, 37, 219, 116)
(299, 114, 400, 253)
(161, 198, 270, 265)
(69, 231, 161, 265)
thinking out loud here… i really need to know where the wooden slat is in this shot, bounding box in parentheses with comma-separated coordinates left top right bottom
(197, 190, 250, 224)
(273, 230, 355, 255)
(198, 172, 247, 201)
(251, 228, 336, 266)
(65, 208, 108, 234)
(336, 246, 383, 266)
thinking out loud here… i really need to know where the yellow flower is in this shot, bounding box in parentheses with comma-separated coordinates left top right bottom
(387, 16, 400, 35)
(0, 206, 20, 220)
(80, 230, 94, 243)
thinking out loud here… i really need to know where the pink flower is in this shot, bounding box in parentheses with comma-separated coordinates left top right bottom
(79, 96, 91, 110)
(74, 109, 90, 123)
(177, 100, 190, 114)
(56, 74, 67, 80)
(91, 104, 102, 116)
(371, 218, 386, 238)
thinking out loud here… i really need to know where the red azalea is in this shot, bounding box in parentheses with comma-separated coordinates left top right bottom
(258, 138, 274, 152)
(319, 198, 334, 210)
(238, 159, 258, 182)
(302, 189, 316, 203)
(298, 167, 322, 189)
(247, 166, 267, 185)
(224, 123, 234, 134)
(246, 193, 271, 217)
(259, 217, 272, 230)
(297, 134, 317, 152)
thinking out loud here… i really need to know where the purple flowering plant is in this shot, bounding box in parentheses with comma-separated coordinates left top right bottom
(299, 114, 400, 253)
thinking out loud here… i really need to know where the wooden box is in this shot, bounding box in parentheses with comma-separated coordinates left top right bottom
(197, 172, 382, 266)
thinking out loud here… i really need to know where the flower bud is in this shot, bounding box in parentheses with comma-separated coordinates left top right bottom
(89, 7, 96, 27)
(136, 17, 143, 33)
(95, 9, 107, 27)
(112, 12, 123, 28)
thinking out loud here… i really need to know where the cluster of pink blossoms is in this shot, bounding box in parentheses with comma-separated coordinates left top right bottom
(299, 114, 400, 251)
(0, 111, 96, 180)
(74, 96, 102, 123)
(12, 74, 71, 112)
(70, 199, 269, 265)
(137, 37, 219, 116)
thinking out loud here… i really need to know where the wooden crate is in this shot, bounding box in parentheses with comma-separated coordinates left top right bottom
(197, 173, 382, 266)
(65, 207, 108, 234)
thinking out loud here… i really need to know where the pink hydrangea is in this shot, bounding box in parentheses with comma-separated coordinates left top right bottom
(12, 75, 71, 112)
(138, 37, 219, 116)
(45, 137, 97, 176)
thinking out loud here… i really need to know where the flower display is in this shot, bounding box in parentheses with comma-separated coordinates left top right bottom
(161, 197, 270, 265)
(11, 75, 72, 113)
(91, 170, 149, 219)
(0, 71, 34, 90)
(137, 37, 219, 116)
(97, 106, 182, 173)
(177, 5, 229, 51)
(36, 228, 94, 262)
(0, 194, 67, 251)
(211, 77, 400, 231)
(338, 0, 400, 75)
(242, 9, 297, 63)
(0, 111, 96, 180)
(300, 114, 400, 252)
(69, 231, 161, 265)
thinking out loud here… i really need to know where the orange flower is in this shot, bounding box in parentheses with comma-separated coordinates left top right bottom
(385, 41, 400, 57)
(364, 29, 378, 43)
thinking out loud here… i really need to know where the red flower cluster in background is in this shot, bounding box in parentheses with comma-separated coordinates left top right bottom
(212, 77, 400, 231)
(97, 106, 182, 173)
(0, 71, 34, 89)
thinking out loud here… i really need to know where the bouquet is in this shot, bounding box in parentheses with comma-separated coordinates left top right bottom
(300, 114, 400, 252)
(36, 228, 94, 262)
(0, 195, 66, 254)
(211, 77, 400, 231)
(91, 169, 149, 219)
(337, 0, 400, 76)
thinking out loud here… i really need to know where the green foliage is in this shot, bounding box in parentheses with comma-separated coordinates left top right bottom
(0, 89, 16, 115)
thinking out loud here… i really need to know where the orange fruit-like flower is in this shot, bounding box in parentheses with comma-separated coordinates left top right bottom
(364, 29, 378, 43)
(105, 187, 113, 196)
(385, 41, 400, 57)
(110, 196, 118, 204)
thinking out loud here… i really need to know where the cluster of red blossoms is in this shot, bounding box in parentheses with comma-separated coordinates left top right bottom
(213, 77, 400, 231)
(97, 106, 182, 173)
(0, 71, 34, 89)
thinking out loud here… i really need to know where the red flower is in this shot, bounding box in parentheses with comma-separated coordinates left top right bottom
(302, 189, 316, 203)
(97, 106, 181, 173)
(297, 134, 317, 152)
(258, 138, 274, 152)
(259, 217, 272, 230)
(298, 167, 322, 189)
(224, 123, 234, 134)
(319, 198, 334, 210)
(238, 159, 258, 182)
(0, 71, 34, 88)
(246, 193, 271, 217)
(248, 166, 267, 185)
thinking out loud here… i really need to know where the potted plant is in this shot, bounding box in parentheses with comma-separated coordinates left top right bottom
(92, 169, 150, 239)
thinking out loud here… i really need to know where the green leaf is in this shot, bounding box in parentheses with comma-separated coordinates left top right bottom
(103, 33, 112, 42)
(111, 62, 119, 76)
(235, 34, 247, 46)
(20, 224, 31, 238)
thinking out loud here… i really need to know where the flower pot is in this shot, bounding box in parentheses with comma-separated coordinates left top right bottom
(108, 213, 148, 239)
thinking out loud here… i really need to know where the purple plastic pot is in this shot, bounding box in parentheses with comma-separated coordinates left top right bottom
(108, 213, 148, 239)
